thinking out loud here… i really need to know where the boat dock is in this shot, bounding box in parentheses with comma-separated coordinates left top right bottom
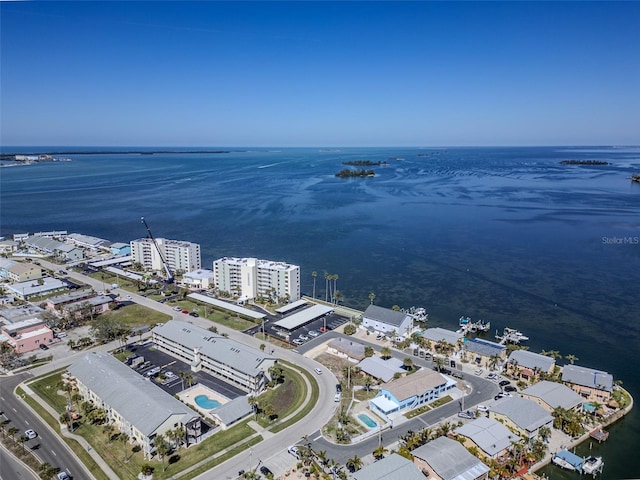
(590, 427, 609, 442)
(457, 316, 490, 335)
(496, 326, 529, 344)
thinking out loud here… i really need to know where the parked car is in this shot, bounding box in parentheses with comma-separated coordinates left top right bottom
(474, 369, 483, 375)
(189, 312, 199, 317)
(39, 343, 49, 350)
(287, 445, 299, 458)
(487, 373, 499, 380)
(336, 383, 342, 393)
(181, 310, 189, 314)
(499, 380, 511, 387)
(55, 332, 67, 338)
(25, 429, 37, 439)
(292, 339, 304, 345)
(476, 405, 489, 412)
(126, 295, 133, 300)
(504, 385, 517, 392)
(458, 410, 475, 419)
(298, 334, 309, 341)
(260, 466, 273, 476)
(308, 330, 319, 337)
(173, 306, 182, 311)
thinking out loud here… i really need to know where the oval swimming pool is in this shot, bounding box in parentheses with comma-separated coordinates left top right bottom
(195, 395, 221, 409)
(358, 413, 378, 428)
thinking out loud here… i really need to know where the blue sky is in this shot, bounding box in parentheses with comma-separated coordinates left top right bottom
(2, 1, 639, 147)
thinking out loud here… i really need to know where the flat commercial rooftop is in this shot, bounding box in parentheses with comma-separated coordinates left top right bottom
(187, 293, 266, 320)
(273, 304, 333, 330)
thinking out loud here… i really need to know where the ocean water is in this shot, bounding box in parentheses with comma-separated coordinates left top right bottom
(1, 146, 639, 477)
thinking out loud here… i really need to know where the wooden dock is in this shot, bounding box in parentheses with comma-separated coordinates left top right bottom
(589, 427, 609, 442)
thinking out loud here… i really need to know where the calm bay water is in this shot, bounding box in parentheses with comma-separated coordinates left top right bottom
(2, 146, 639, 477)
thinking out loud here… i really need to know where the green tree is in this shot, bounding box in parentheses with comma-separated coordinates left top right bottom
(380, 346, 392, 360)
(346, 454, 363, 472)
(364, 346, 374, 357)
(565, 354, 579, 364)
(39, 462, 58, 480)
(7, 426, 18, 440)
(311, 271, 317, 299)
(18, 434, 28, 454)
(373, 443, 387, 460)
(154, 433, 171, 471)
(343, 324, 357, 335)
(403, 357, 414, 371)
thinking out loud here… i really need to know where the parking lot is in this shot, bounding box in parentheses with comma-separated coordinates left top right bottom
(125, 342, 246, 399)
(244, 312, 348, 347)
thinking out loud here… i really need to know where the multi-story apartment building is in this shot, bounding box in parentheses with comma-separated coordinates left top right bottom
(68, 352, 201, 459)
(152, 320, 278, 394)
(130, 238, 201, 277)
(212, 257, 300, 302)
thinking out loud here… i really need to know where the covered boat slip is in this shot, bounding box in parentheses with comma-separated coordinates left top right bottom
(187, 293, 266, 320)
(552, 450, 583, 471)
(273, 304, 333, 331)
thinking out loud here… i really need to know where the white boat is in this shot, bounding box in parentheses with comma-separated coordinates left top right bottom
(552, 456, 577, 471)
(496, 327, 529, 344)
(582, 456, 604, 475)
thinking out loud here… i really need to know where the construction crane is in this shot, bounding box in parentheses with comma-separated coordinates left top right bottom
(140, 216, 174, 283)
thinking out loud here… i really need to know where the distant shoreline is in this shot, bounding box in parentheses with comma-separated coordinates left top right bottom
(0, 150, 236, 160)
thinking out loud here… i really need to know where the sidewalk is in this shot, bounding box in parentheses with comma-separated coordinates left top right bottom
(19, 381, 120, 480)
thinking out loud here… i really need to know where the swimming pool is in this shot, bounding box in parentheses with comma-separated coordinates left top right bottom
(195, 395, 221, 409)
(358, 413, 378, 428)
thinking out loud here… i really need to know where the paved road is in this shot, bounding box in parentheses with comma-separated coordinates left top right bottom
(0, 373, 91, 480)
(7, 258, 500, 479)
(0, 442, 38, 480)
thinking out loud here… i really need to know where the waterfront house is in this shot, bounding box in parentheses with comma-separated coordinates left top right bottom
(489, 397, 553, 439)
(369, 368, 455, 416)
(68, 352, 202, 460)
(412, 436, 490, 480)
(454, 416, 521, 461)
(561, 364, 614, 403)
(361, 305, 413, 338)
(354, 453, 427, 480)
(463, 338, 506, 368)
(0, 318, 54, 353)
(520, 380, 584, 413)
(506, 350, 555, 383)
(327, 337, 366, 362)
(420, 327, 463, 352)
(152, 320, 277, 394)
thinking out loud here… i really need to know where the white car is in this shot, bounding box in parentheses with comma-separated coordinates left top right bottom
(287, 446, 299, 458)
(25, 429, 37, 439)
(57, 472, 71, 480)
(173, 306, 182, 311)
(314, 367, 322, 375)
(308, 330, 319, 337)
(298, 334, 309, 341)
(476, 405, 489, 413)
(126, 295, 133, 300)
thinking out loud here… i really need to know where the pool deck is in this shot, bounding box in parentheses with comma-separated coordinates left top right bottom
(178, 383, 229, 418)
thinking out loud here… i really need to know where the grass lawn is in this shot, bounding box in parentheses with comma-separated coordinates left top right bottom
(254, 364, 305, 428)
(27, 370, 268, 479)
(269, 361, 319, 434)
(109, 303, 171, 330)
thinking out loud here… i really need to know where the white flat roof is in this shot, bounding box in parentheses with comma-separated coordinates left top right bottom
(275, 299, 307, 314)
(90, 256, 132, 267)
(273, 304, 333, 330)
(187, 293, 266, 320)
(105, 266, 144, 281)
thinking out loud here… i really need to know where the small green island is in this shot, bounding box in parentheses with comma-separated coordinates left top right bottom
(335, 168, 376, 178)
(342, 160, 389, 166)
(560, 159, 611, 165)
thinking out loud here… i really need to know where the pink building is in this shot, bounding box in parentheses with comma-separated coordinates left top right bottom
(1, 318, 54, 353)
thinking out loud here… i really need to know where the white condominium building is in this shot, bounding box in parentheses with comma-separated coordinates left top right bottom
(213, 257, 300, 302)
(130, 238, 201, 275)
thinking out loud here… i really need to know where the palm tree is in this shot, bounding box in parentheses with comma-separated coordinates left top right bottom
(346, 454, 363, 472)
(179, 371, 186, 391)
(363, 375, 373, 391)
(7, 426, 18, 440)
(154, 433, 170, 472)
(311, 271, 317, 299)
(433, 355, 446, 372)
(185, 373, 194, 388)
(332, 274, 339, 304)
(324, 272, 330, 302)
(39, 462, 58, 480)
(403, 357, 414, 371)
(18, 434, 28, 454)
(488, 354, 501, 371)
(369, 292, 375, 305)
(380, 346, 392, 360)
(373, 443, 387, 460)
(565, 354, 579, 364)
